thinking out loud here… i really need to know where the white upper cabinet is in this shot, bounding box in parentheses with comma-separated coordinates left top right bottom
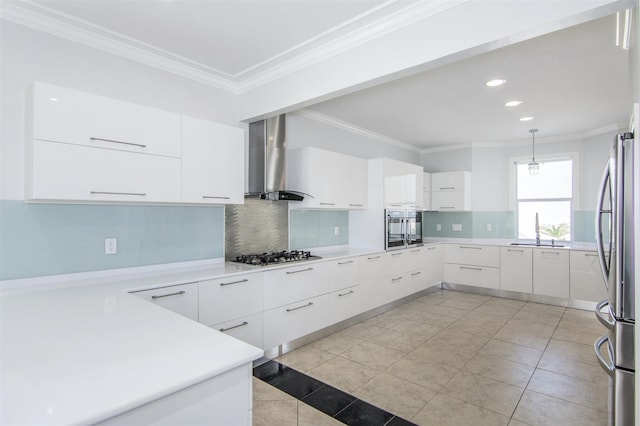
(431, 171, 471, 211)
(422, 172, 432, 211)
(181, 116, 244, 205)
(31, 82, 181, 158)
(287, 147, 367, 209)
(382, 158, 423, 208)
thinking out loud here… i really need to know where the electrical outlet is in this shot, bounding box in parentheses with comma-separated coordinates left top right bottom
(452, 224, 462, 232)
(436, 224, 442, 232)
(105, 238, 117, 255)
(334, 226, 340, 236)
(486, 224, 493, 232)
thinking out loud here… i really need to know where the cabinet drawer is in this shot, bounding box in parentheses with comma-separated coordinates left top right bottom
(444, 264, 500, 289)
(28, 140, 181, 203)
(262, 263, 328, 310)
(444, 244, 499, 267)
(431, 191, 469, 211)
(212, 312, 262, 349)
(262, 295, 328, 349)
(569, 251, 608, 302)
(32, 82, 181, 158)
(326, 258, 360, 292)
(328, 285, 362, 325)
(199, 274, 262, 326)
(131, 282, 198, 321)
(500, 247, 533, 293)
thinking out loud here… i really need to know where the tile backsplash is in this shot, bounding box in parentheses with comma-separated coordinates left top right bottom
(289, 210, 349, 250)
(0, 201, 224, 280)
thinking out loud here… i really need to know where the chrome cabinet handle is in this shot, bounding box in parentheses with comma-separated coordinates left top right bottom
(439, 206, 455, 209)
(338, 290, 355, 297)
(220, 279, 249, 286)
(338, 260, 354, 265)
(411, 271, 422, 276)
(90, 137, 147, 148)
(460, 246, 481, 250)
(349, 204, 364, 207)
(367, 256, 380, 260)
(320, 202, 336, 206)
(595, 300, 614, 330)
(460, 266, 482, 271)
(203, 196, 231, 200)
(594, 335, 614, 377)
(411, 249, 421, 253)
(427, 247, 436, 250)
(286, 267, 313, 275)
(391, 277, 403, 282)
(585, 253, 599, 257)
(507, 249, 524, 252)
(439, 186, 455, 190)
(391, 253, 403, 256)
(540, 251, 560, 255)
(219, 321, 248, 332)
(286, 302, 313, 312)
(151, 290, 186, 299)
(90, 191, 147, 196)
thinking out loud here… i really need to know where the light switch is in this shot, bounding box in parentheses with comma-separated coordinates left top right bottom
(452, 224, 462, 232)
(436, 224, 442, 232)
(486, 224, 493, 232)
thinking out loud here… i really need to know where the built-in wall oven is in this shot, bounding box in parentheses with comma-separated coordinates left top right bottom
(385, 209, 423, 250)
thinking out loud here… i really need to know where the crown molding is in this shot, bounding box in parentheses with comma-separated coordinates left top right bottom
(1, 0, 466, 95)
(294, 109, 420, 153)
(419, 122, 628, 154)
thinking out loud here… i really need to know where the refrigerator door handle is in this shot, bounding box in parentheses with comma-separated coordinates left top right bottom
(594, 300, 614, 330)
(594, 335, 615, 377)
(595, 159, 612, 290)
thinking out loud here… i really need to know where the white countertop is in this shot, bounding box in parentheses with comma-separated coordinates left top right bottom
(423, 238, 598, 251)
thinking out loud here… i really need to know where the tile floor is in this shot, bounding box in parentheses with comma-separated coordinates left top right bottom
(252, 289, 610, 426)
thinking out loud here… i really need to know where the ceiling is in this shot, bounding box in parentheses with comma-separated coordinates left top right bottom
(7, 0, 633, 149)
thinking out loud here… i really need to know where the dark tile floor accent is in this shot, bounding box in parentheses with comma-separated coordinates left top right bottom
(254, 360, 416, 426)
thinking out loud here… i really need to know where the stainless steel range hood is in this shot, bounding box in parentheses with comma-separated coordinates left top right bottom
(246, 114, 304, 201)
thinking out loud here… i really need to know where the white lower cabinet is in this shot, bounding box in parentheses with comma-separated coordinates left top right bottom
(444, 263, 500, 289)
(328, 285, 362, 325)
(533, 248, 570, 298)
(262, 295, 329, 349)
(198, 274, 262, 326)
(212, 312, 263, 349)
(359, 253, 391, 312)
(500, 247, 533, 293)
(570, 250, 608, 302)
(262, 263, 327, 310)
(424, 245, 443, 286)
(130, 282, 199, 322)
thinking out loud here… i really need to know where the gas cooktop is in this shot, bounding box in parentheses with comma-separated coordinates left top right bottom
(233, 250, 321, 266)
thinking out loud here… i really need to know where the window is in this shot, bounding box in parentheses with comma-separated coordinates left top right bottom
(515, 158, 574, 241)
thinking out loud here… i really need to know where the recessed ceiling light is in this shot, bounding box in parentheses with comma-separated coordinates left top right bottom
(485, 79, 507, 87)
(519, 116, 535, 122)
(505, 100, 522, 107)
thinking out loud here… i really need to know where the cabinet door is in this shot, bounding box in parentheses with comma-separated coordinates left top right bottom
(533, 249, 569, 298)
(344, 156, 368, 209)
(405, 247, 426, 271)
(431, 191, 468, 211)
(32, 82, 181, 158)
(181, 116, 244, 204)
(262, 263, 328, 310)
(424, 245, 443, 286)
(262, 295, 329, 349)
(569, 251, 608, 302)
(131, 282, 198, 321)
(383, 160, 423, 208)
(198, 274, 262, 326)
(327, 285, 362, 325)
(212, 312, 262, 349)
(359, 253, 391, 312)
(28, 140, 181, 203)
(431, 172, 468, 191)
(444, 264, 500, 289)
(500, 247, 533, 293)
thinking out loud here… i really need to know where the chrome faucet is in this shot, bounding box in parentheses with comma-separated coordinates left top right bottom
(535, 212, 541, 246)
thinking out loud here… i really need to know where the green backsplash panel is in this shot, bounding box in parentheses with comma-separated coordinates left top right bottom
(0, 201, 224, 280)
(423, 211, 473, 238)
(472, 211, 515, 239)
(289, 210, 349, 249)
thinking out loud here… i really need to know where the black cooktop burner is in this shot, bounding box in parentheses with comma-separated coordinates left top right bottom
(234, 250, 318, 266)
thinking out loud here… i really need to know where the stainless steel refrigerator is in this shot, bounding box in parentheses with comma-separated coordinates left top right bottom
(594, 129, 636, 426)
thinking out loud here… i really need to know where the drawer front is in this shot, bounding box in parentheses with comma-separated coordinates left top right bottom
(328, 285, 362, 325)
(212, 312, 262, 349)
(131, 282, 198, 321)
(29, 140, 181, 203)
(444, 244, 499, 267)
(262, 263, 327, 310)
(569, 251, 608, 302)
(326, 258, 360, 293)
(33, 82, 181, 158)
(444, 263, 500, 289)
(405, 247, 427, 271)
(431, 191, 465, 211)
(262, 295, 328, 349)
(199, 274, 262, 326)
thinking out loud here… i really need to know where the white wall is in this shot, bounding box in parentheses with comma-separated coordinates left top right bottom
(421, 147, 472, 173)
(1, 22, 239, 200)
(286, 112, 419, 163)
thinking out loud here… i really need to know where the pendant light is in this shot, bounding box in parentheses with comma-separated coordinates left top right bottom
(528, 128, 539, 176)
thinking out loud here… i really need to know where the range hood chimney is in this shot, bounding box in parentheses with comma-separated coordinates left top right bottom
(246, 114, 304, 201)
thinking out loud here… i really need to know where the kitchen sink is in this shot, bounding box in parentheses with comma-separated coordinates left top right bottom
(509, 242, 565, 247)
